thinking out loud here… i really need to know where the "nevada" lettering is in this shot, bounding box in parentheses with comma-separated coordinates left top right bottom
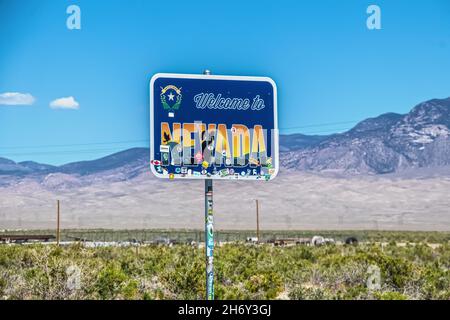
(161, 122, 269, 167)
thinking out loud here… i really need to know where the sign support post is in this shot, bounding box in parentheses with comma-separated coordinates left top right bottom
(56, 199, 60, 246)
(205, 179, 214, 300)
(203, 69, 214, 300)
(256, 199, 260, 243)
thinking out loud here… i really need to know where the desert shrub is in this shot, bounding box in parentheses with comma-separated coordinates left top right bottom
(289, 286, 335, 300)
(94, 263, 129, 299)
(375, 291, 407, 300)
(158, 246, 204, 299)
(0, 238, 449, 300)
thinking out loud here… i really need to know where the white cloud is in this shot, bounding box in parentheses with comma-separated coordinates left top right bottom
(50, 96, 79, 110)
(0, 92, 35, 105)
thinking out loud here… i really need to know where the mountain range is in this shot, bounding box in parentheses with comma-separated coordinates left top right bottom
(281, 97, 450, 174)
(1, 97, 450, 231)
(1, 97, 450, 182)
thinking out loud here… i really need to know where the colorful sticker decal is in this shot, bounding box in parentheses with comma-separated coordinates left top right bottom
(206, 263, 214, 300)
(150, 73, 278, 180)
(206, 246, 213, 257)
(207, 224, 214, 238)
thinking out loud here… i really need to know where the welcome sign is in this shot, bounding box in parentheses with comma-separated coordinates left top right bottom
(149, 73, 278, 180)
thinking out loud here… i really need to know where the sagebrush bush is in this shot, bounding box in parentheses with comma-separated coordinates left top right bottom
(0, 242, 448, 300)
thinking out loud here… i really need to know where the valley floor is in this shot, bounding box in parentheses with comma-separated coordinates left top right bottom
(1, 172, 450, 231)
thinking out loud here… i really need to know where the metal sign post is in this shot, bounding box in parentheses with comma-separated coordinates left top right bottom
(205, 179, 214, 300)
(203, 69, 214, 300)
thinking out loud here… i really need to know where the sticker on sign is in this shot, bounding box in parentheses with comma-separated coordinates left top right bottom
(149, 73, 279, 180)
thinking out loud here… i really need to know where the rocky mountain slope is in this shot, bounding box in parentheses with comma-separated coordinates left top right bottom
(281, 97, 450, 174)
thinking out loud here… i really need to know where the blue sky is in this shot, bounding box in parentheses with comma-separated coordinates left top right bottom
(1, 0, 450, 165)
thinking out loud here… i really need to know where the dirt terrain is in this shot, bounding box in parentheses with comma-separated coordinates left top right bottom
(1, 171, 449, 231)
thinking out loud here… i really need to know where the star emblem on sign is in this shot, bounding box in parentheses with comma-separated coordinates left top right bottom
(160, 85, 182, 111)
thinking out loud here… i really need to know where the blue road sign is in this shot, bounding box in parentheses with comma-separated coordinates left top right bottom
(150, 73, 278, 180)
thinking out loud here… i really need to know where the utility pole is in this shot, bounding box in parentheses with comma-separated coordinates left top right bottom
(56, 200, 60, 246)
(255, 199, 260, 243)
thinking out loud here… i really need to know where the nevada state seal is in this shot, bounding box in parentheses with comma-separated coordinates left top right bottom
(160, 85, 182, 112)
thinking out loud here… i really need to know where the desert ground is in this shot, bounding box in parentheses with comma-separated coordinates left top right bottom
(1, 170, 449, 231)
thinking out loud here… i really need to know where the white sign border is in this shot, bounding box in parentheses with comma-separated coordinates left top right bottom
(149, 73, 279, 181)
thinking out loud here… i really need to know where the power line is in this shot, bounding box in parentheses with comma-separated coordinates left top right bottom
(295, 127, 353, 135)
(0, 120, 359, 157)
(0, 148, 134, 157)
(0, 139, 149, 150)
(279, 120, 359, 130)
(0, 120, 359, 150)
(0, 128, 352, 157)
